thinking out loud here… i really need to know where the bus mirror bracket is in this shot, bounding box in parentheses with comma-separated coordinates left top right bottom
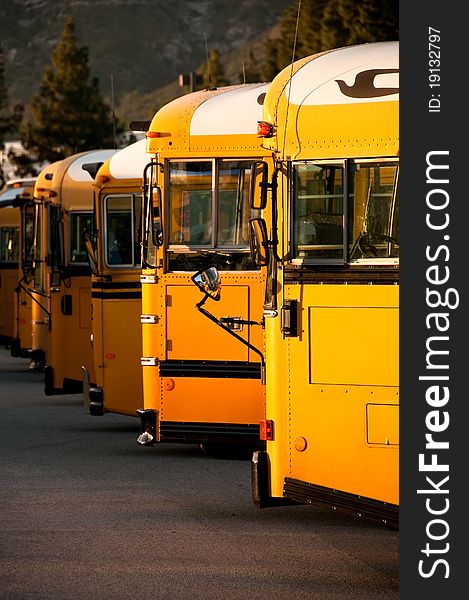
(281, 299, 298, 338)
(191, 266, 266, 384)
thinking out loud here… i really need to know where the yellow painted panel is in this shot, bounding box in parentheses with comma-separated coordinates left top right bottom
(166, 284, 251, 362)
(79, 286, 92, 329)
(0, 272, 16, 337)
(47, 279, 94, 387)
(309, 306, 398, 386)
(101, 297, 142, 416)
(367, 403, 399, 446)
(18, 291, 33, 350)
(289, 385, 399, 505)
(160, 376, 264, 424)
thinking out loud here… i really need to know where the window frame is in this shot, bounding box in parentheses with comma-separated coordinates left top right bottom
(103, 193, 142, 269)
(289, 158, 399, 267)
(165, 157, 258, 253)
(68, 211, 94, 266)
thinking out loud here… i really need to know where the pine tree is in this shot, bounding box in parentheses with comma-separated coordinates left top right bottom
(321, 0, 398, 49)
(200, 48, 228, 89)
(238, 49, 263, 84)
(21, 17, 118, 164)
(0, 43, 9, 147)
(261, 39, 281, 82)
(262, 0, 398, 77)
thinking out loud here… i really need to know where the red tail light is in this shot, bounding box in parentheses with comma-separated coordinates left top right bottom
(260, 419, 274, 441)
(257, 121, 274, 138)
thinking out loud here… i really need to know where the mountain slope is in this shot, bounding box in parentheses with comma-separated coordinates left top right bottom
(2, 0, 292, 109)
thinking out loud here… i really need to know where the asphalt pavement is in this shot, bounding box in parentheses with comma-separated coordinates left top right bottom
(0, 348, 399, 599)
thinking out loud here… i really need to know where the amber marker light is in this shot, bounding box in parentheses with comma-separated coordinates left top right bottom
(146, 131, 171, 138)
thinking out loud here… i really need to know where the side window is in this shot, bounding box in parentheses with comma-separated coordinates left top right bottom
(293, 164, 344, 260)
(104, 194, 141, 268)
(292, 161, 399, 263)
(69, 212, 93, 264)
(22, 204, 35, 271)
(0, 226, 19, 261)
(348, 163, 399, 260)
(34, 204, 44, 289)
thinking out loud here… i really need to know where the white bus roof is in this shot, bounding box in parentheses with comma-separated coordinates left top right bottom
(190, 83, 269, 136)
(286, 41, 399, 107)
(108, 138, 147, 180)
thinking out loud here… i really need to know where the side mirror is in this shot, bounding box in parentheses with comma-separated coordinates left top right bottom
(83, 230, 98, 275)
(249, 218, 269, 266)
(150, 185, 163, 247)
(191, 266, 221, 301)
(250, 161, 268, 210)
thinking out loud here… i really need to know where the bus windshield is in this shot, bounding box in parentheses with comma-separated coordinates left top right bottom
(166, 159, 258, 272)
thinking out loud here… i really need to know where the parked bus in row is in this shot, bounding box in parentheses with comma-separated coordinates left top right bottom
(195, 41, 399, 525)
(32, 149, 116, 394)
(82, 138, 146, 417)
(0, 179, 35, 356)
(137, 83, 271, 454)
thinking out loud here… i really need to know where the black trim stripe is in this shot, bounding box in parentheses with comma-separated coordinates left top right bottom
(91, 291, 142, 300)
(0, 262, 19, 269)
(284, 265, 399, 285)
(160, 421, 261, 444)
(91, 281, 141, 289)
(159, 359, 262, 379)
(283, 477, 399, 529)
(63, 265, 91, 277)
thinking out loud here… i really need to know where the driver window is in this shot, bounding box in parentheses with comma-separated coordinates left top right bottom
(69, 212, 93, 264)
(105, 195, 133, 266)
(294, 164, 344, 260)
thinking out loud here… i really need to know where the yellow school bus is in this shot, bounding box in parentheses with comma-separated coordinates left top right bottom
(0, 179, 35, 355)
(249, 41, 399, 526)
(138, 83, 270, 452)
(82, 138, 146, 416)
(196, 42, 399, 523)
(32, 149, 116, 394)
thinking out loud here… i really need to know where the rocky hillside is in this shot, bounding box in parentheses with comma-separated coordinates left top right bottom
(2, 0, 291, 119)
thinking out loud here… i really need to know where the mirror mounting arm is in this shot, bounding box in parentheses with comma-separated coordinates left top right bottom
(220, 317, 262, 327)
(195, 295, 266, 385)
